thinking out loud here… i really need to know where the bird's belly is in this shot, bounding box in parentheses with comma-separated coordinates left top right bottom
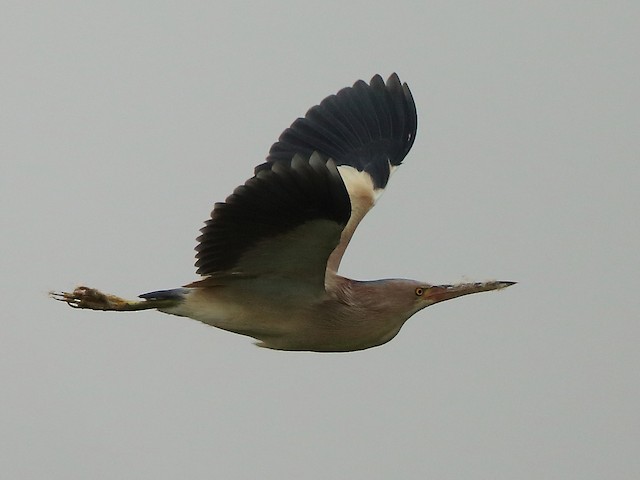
(163, 287, 306, 340)
(162, 288, 406, 352)
(257, 312, 406, 352)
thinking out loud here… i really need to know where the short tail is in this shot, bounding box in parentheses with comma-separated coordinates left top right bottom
(138, 288, 190, 301)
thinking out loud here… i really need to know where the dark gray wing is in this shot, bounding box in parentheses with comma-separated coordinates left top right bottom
(194, 153, 350, 290)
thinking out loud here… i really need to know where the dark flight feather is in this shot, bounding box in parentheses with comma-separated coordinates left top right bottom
(260, 73, 417, 189)
(195, 153, 350, 276)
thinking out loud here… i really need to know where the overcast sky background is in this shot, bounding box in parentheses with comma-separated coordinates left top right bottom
(2, 2, 639, 479)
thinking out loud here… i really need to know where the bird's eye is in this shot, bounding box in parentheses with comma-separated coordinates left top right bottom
(415, 287, 424, 296)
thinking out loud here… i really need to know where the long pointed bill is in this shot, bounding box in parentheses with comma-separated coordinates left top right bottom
(424, 281, 516, 305)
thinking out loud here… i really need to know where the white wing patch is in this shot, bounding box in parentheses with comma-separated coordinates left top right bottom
(337, 162, 397, 205)
(337, 165, 376, 207)
(326, 163, 399, 274)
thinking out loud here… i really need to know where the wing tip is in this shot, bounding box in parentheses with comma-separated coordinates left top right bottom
(266, 73, 418, 173)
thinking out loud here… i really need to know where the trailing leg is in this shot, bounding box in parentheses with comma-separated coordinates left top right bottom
(50, 286, 180, 312)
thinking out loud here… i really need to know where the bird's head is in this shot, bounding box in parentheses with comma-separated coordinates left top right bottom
(341, 278, 516, 350)
(353, 278, 515, 318)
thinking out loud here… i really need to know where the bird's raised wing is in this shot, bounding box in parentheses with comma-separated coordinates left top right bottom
(259, 73, 417, 273)
(193, 74, 417, 290)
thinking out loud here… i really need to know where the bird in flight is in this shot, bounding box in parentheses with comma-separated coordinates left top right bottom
(52, 73, 514, 352)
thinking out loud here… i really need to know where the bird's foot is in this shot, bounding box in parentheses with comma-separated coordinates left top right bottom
(50, 286, 143, 311)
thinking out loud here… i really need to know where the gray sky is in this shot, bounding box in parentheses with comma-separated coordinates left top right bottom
(2, 1, 639, 478)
